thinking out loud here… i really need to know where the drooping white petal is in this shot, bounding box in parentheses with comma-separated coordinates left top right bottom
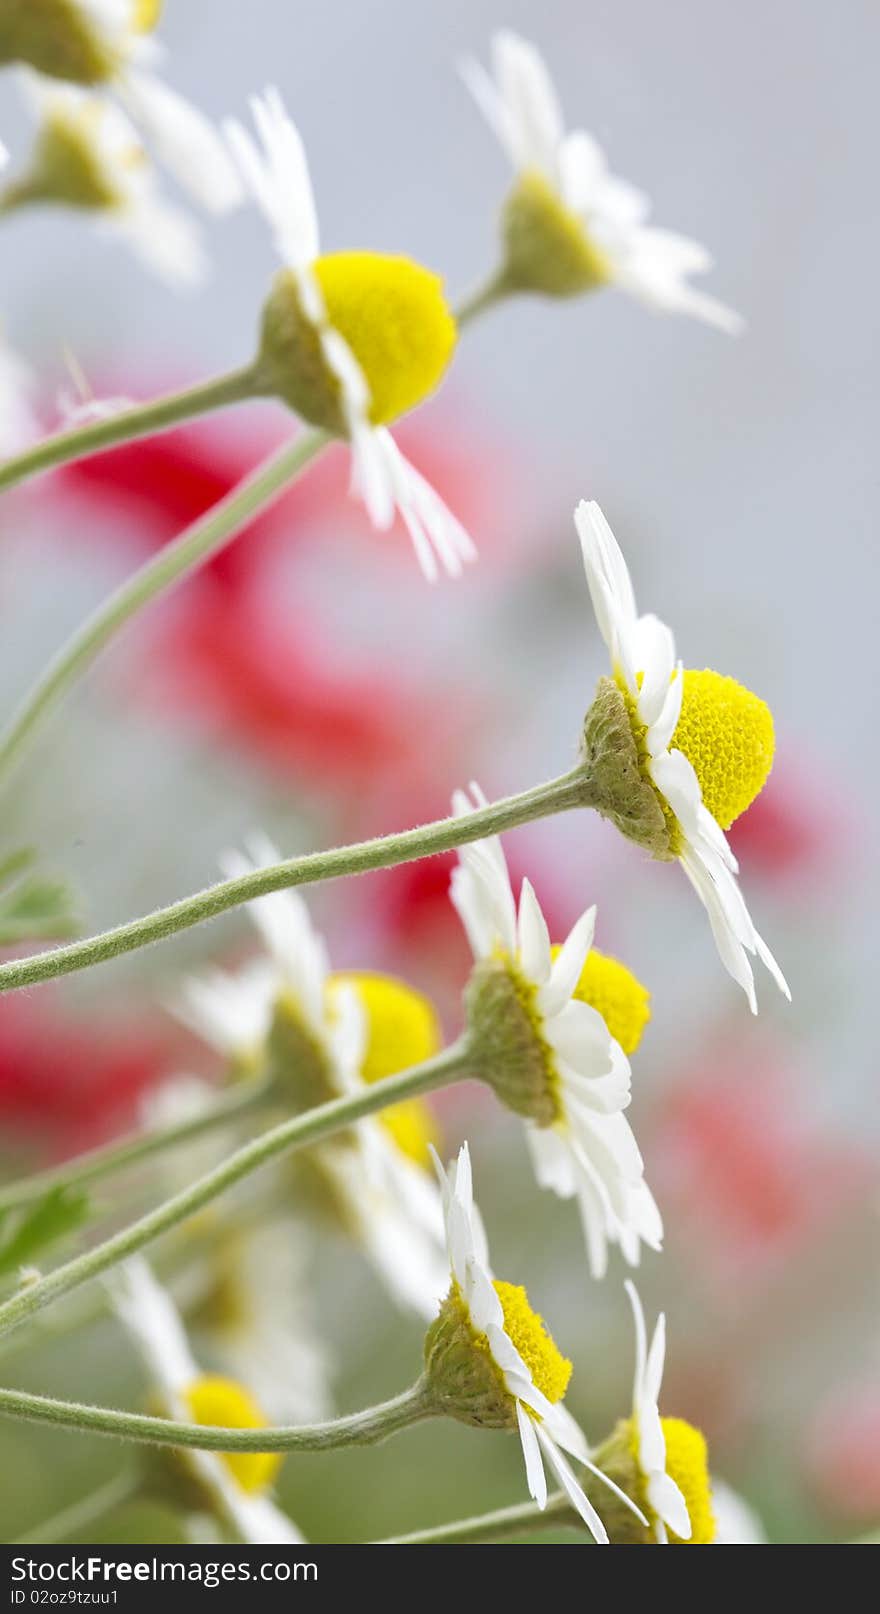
(534, 1423, 609, 1543)
(516, 1400, 548, 1508)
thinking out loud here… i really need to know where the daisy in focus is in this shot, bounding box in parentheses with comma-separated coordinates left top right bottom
(576, 500, 790, 1012)
(223, 88, 476, 581)
(425, 1143, 647, 1542)
(175, 836, 448, 1317)
(462, 30, 741, 331)
(451, 785, 662, 1279)
(109, 1255, 303, 1544)
(0, 0, 241, 212)
(2, 76, 206, 286)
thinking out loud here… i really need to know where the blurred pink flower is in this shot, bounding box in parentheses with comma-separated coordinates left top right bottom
(652, 1037, 873, 1294)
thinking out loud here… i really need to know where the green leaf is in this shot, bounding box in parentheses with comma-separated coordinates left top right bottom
(0, 1186, 92, 1277)
(0, 847, 80, 944)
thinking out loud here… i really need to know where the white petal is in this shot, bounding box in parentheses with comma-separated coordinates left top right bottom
(540, 904, 596, 1016)
(517, 877, 553, 984)
(516, 1401, 548, 1508)
(120, 72, 242, 212)
(108, 1257, 199, 1398)
(534, 1424, 609, 1543)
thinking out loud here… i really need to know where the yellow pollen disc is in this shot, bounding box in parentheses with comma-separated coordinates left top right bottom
(313, 252, 457, 425)
(329, 971, 441, 1167)
(183, 1376, 282, 1494)
(492, 1280, 572, 1405)
(660, 1417, 716, 1544)
(671, 669, 775, 830)
(551, 944, 651, 1056)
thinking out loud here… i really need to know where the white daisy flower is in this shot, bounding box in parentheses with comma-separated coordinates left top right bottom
(451, 784, 662, 1279)
(11, 75, 206, 286)
(576, 500, 790, 1012)
(109, 1256, 304, 1545)
(175, 835, 448, 1319)
(223, 88, 476, 582)
(0, 0, 241, 213)
(463, 30, 741, 332)
(428, 1144, 648, 1542)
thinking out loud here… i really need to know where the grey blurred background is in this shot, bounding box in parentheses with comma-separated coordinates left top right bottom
(0, 0, 878, 1545)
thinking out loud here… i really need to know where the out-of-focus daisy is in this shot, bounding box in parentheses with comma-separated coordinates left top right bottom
(463, 30, 741, 331)
(175, 836, 448, 1317)
(425, 1144, 647, 1542)
(576, 501, 789, 1013)
(0, 1, 241, 212)
(451, 785, 661, 1279)
(2, 77, 205, 286)
(585, 1282, 716, 1543)
(223, 88, 475, 582)
(109, 1256, 303, 1544)
(139, 1076, 335, 1424)
(710, 1478, 766, 1544)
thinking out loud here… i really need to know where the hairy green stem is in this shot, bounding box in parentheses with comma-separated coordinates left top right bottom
(383, 1493, 576, 1545)
(0, 427, 329, 784)
(0, 768, 595, 994)
(0, 1042, 472, 1340)
(0, 1076, 270, 1215)
(0, 366, 265, 495)
(0, 1379, 436, 1455)
(12, 1470, 141, 1546)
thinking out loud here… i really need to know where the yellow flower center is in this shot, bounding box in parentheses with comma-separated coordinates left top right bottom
(183, 1375, 282, 1495)
(328, 970, 441, 1167)
(492, 1280, 572, 1405)
(502, 169, 614, 298)
(313, 252, 456, 425)
(671, 669, 775, 830)
(551, 943, 651, 1055)
(660, 1417, 716, 1544)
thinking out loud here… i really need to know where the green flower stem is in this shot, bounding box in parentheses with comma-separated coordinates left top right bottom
(12, 1469, 141, 1547)
(0, 1076, 270, 1215)
(0, 1378, 436, 1455)
(382, 1493, 576, 1545)
(454, 268, 513, 328)
(0, 427, 330, 785)
(0, 1041, 472, 1341)
(0, 768, 595, 994)
(0, 366, 266, 496)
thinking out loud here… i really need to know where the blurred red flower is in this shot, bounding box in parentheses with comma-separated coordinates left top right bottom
(0, 995, 173, 1159)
